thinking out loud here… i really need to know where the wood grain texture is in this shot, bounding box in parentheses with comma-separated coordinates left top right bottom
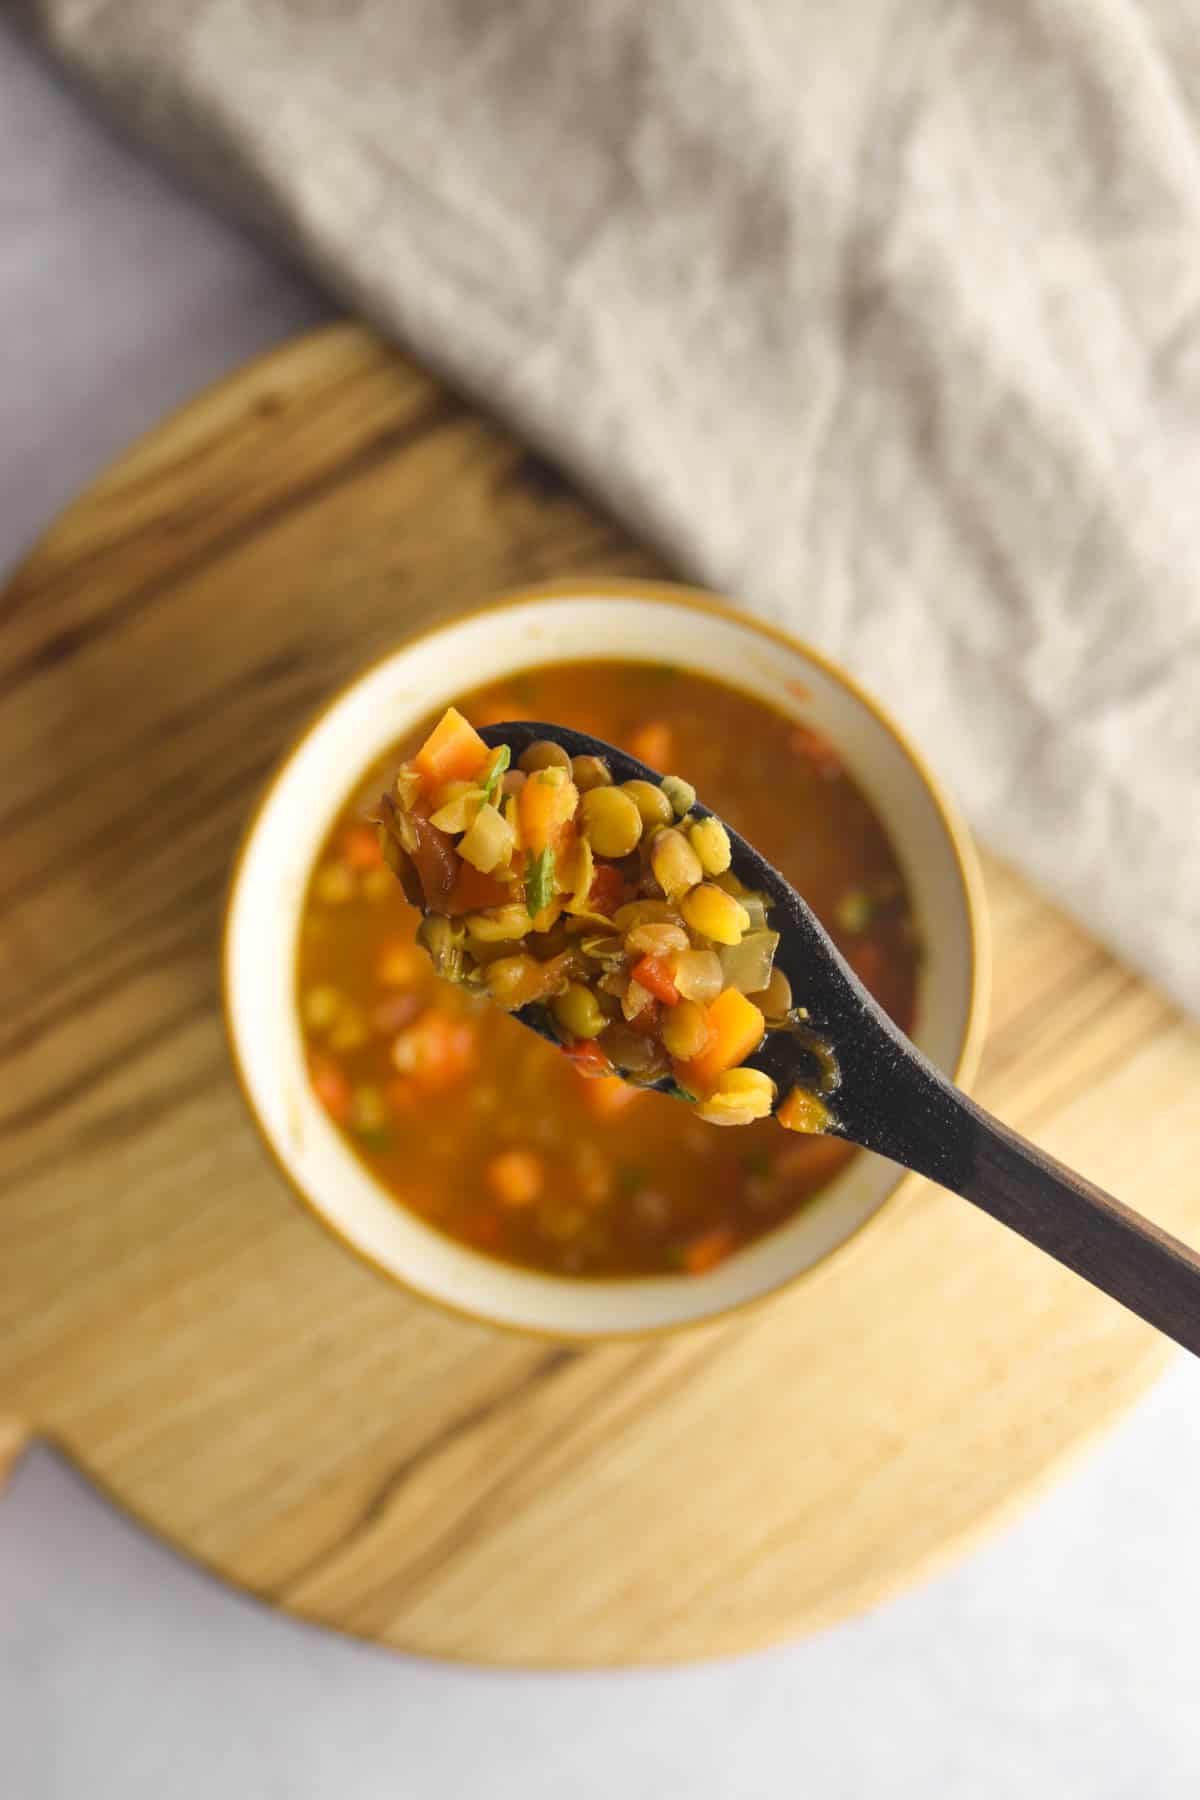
(2, 323, 1199, 1666)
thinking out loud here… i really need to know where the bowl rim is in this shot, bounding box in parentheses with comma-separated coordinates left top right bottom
(221, 576, 991, 1340)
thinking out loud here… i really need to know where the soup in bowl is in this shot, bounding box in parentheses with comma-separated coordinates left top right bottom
(224, 581, 987, 1336)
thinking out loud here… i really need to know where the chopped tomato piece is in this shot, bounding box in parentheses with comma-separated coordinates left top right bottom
(445, 860, 514, 915)
(404, 811, 459, 911)
(630, 954, 679, 1006)
(564, 1039, 612, 1079)
(587, 862, 625, 915)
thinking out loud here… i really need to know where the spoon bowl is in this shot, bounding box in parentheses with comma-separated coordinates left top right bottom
(478, 718, 885, 1111)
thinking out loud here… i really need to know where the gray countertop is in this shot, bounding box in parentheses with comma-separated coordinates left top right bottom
(3, 22, 1199, 1797)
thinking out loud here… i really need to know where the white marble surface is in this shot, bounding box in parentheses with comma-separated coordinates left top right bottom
(3, 21, 1200, 1796)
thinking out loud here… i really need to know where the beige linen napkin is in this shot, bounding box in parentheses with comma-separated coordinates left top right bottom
(12, 0, 1200, 1012)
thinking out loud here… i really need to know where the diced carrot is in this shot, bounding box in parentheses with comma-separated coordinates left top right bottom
(445, 860, 514, 915)
(518, 774, 578, 856)
(555, 817, 579, 868)
(630, 954, 679, 1006)
(582, 1074, 640, 1117)
(342, 823, 384, 870)
(683, 1228, 737, 1275)
(486, 1149, 545, 1208)
(563, 1039, 612, 1079)
(630, 721, 673, 770)
(676, 989, 766, 1095)
(776, 1085, 835, 1137)
(413, 707, 491, 791)
(518, 776, 555, 855)
(587, 863, 625, 915)
(309, 1054, 352, 1124)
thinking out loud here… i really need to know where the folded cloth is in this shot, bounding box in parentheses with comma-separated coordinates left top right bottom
(12, 0, 1200, 1012)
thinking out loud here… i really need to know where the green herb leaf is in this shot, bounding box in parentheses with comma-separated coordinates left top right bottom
(525, 845, 556, 917)
(663, 1080, 699, 1104)
(480, 743, 510, 804)
(660, 775, 696, 819)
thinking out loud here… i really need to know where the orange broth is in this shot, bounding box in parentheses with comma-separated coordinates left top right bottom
(295, 661, 919, 1278)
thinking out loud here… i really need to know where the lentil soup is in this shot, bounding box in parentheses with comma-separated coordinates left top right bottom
(296, 662, 919, 1278)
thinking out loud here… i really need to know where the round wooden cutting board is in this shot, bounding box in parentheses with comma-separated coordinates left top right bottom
(3, 325, 1199, 1667)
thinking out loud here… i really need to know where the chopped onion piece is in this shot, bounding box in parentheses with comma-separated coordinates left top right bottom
(718, 929, 779, 995)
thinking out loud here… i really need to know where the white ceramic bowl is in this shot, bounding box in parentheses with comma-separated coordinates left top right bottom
(224, 580, 988, 1338)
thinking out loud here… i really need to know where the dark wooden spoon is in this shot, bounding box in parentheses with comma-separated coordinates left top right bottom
(482, 721, 1200, 1357)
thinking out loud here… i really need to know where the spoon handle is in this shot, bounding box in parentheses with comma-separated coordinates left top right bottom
(854, 1061, 1200, 1356)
